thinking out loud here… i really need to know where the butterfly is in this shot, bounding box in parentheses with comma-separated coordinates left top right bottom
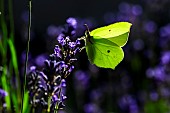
(85, 22, 132, 69)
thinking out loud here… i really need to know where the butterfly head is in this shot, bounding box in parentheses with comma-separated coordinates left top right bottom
(84, 24, 93, 44)
(84, 24, 91, 37)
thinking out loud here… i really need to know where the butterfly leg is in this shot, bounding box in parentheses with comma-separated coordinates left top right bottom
(78, 36, 86, 40)
(79, 46, 86, 52)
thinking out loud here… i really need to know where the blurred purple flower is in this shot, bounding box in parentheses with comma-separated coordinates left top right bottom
(146, 66, 166, 81)
(133, 39, 144, 51)
(129, 103, 139, 113)
(116, 13, 130, 22)
(143, 21, 157, 33)
(132, 5, 143, 16)
(0, 88, 8, 97)
(118, 94, 138, 113)
(35, 54, 47, 67)
(149, 91, 158, 101)
(0, 88, 7, 111)
(84, 103, 103, 113)
(88, 65, 99, 74)
(119, 2, 131, 14)
(21, 11, 29, 23)
(90, 89, 103, 102)
(47, 25, 63, 37)
(66, 17, 77, 29)
(160, 87, 170, 98)
(160, 24, 170, 37)
(161, 51, 170, 65)
(74, 70, 90, 90)
(21, 51, 32, 64)
(58, 110, 67, 113)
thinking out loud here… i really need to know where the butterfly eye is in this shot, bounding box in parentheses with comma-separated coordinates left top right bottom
(109, 30, 111, 32)
(107, 50, 110, 53)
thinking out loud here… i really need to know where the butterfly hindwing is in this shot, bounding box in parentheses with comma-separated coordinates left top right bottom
(86, 38, 124, 69)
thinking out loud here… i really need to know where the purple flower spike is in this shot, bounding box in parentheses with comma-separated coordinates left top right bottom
(27, 17, 83, 111)
(161, 51, 170, 65)
(61, 94, 67, 100)
(57, 34, 65, 45)
(52, 94, 59, 102)
(68, 65, 74, 73)
(61, 79, 66, 87)
(68, 42, 76, 49)
(30, 66, 36, 71)
(0, 88, 8, 97)
(54, 45, 62, 58)
(66, 17, 77, 29)
(76, 39, 80, 45)
(73, 47, 80, 55)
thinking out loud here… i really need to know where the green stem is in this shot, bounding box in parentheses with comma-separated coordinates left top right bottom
(47, 96, 51, 112)
(0, 0, 8, 64)
(21, 0, 32, 113)
(8, 0, 14, 42)
(32, 106, 35, 113)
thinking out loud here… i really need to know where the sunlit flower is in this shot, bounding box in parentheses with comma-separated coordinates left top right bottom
(27, 17, 83, 111)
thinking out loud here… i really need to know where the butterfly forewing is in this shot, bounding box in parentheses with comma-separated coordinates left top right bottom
(90, 22, 132, 47)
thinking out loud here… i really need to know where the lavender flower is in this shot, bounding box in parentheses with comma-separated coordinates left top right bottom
(74, 70, 90, 90)
(0, 88, 8, 112)
(161, 51, 170, 65)
(149, 91, 159, 101)
(131, 5, 143, 16)
(84, 103, 103, 113)
(146, 66, 166, 81)
(118, 94, 139, 113)
(27, 17, 83, 112)
(133, 39, 144, 51)
(143, 21, 157, 33)
(0, 89, 8, 99)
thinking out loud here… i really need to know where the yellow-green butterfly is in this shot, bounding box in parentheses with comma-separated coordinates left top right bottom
(85, 22, 132, 69)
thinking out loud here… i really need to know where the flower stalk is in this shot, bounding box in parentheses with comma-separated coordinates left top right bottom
(21, 0, 32, 113)
(27, 17, 84, 112)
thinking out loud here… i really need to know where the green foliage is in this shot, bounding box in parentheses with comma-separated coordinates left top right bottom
(0, 0, 30, 112)
(22, 92, 31, 113)
(1, 66, 11, 111)
(144, 99, 170, 113)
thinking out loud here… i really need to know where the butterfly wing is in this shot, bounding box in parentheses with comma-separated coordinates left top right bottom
(90, 22, 132, 47)
(86, 38, 124, 69)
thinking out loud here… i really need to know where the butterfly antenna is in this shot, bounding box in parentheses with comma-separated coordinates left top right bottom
(84, 24, 90, 32)
(84, 24, 90, 37)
